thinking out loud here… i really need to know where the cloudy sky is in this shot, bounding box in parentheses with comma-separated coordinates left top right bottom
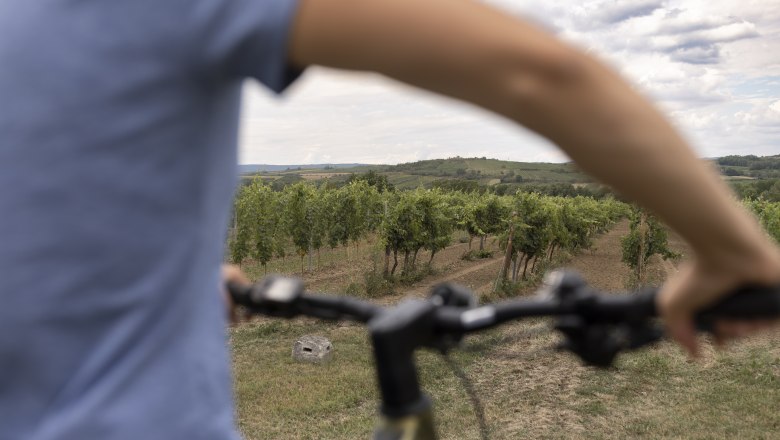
(238, 0, 780, 165)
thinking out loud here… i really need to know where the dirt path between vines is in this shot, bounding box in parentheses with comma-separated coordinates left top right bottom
(297, 220, 636, 307)
(390, 256, 504, 299)
(475, 219, 633, 439)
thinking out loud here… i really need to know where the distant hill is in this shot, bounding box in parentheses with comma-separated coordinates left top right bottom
(239, 163, 368, 173)
(239, 155, 780, 193)
(239, 157, 593, 191)
(714, 154, 780, 180)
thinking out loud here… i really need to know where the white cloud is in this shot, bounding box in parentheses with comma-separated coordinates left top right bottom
(648, 19, 760, 64)
(595, 0, 665, 24)
(737, 99, 780, 130)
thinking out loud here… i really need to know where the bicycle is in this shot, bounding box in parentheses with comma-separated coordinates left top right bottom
(228, 270, 780, 440)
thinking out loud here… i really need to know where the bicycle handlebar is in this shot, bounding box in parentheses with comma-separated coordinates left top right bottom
(228, 270, 780, 424)
(229, 271, 780, 336)
(228, 277, 382, 322)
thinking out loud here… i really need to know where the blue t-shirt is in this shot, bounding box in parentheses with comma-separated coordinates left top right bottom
(0, 1, 301, 438)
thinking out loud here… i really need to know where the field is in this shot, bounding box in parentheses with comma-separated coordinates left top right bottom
(299, 172, 353, 180)
(230, 221, 780, 439)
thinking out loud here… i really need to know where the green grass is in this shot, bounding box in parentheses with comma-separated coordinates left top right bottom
(232, 321, 377, 439)
(231, 320, 504, 439)
(563, 340, 780, 439)
(232, 317, 780, 439)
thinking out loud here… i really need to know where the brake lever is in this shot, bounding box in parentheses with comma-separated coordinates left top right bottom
(542, 270, 664, 367)
(228, 276, 305, 318)
(428, 283, 478, 353)
(555, 317, 664, 368)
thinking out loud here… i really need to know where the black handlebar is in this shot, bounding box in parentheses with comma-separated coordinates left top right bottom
(230, 273, 780, 334)
(228, 270, 780, 419)
(228, 277, 382, 322)
(695, 284, 780, 330)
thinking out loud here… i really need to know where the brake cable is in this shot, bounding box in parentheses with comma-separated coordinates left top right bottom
(438, 321, 560, 440)
(442, 353, 490, 440)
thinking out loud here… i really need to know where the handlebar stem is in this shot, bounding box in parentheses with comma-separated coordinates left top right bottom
(370, 299, 437, 419)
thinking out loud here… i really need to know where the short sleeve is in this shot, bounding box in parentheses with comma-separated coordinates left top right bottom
(197, 0, 304, 93)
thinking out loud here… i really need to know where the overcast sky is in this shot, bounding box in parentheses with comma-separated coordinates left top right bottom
(238, 0, 780, 165)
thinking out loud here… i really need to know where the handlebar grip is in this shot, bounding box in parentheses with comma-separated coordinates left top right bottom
(695, 284, 780, 329)
(226, 281, 252, 306)
(225, 277, 381, 322)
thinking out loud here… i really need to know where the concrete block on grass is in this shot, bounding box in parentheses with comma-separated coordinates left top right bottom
(292, 335, 333, 364)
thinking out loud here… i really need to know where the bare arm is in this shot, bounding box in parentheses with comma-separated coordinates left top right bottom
(288, 0, 780, 353)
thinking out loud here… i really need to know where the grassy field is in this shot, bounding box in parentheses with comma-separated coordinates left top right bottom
(231, 319, 779, 439)
(230, 222, 780, 439)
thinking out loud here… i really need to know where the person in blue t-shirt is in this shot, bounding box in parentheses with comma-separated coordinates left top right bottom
(1, 0, 777, 438)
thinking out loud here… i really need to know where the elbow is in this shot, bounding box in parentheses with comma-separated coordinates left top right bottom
(535, 47, 591, 85)
(495, 47, 631, 143)
(503, 47, 593, 107)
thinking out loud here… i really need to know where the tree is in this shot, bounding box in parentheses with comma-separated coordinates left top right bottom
(378, 189, 455, 276)
(347, 170, 395, 193)
(472, 194, 509, 251)
(325, 181, 382, 258)
(417, 189, 454, 265)
(512, 193, 555, 280)
(282, 182, 320, 273)
(228, 178, 281, 273)
(621, 208, 679, 285)
(381, 191, 422, 275)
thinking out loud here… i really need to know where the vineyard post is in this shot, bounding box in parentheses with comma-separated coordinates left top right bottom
(521, 253, 532, 280)
(499, 212, 517, 282)
(383, 199, 390, 274)
(308, 241, 313, 273)
(637, 212, 648, 285)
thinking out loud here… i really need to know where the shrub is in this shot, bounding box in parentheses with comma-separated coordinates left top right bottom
(462, 249, 494, 261)
(364, 271, 395, 297)
(344, 282, 363, 296)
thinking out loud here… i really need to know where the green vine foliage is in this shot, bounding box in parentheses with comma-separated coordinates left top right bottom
(498, 194, 627, 282)
(229, 178, 281, 270)
(745, 199, 780, 244)
(620, 208, 680, 280)
(230, 181, 630, 282)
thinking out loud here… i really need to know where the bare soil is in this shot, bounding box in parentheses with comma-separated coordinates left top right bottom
(465, 220, 639, 439)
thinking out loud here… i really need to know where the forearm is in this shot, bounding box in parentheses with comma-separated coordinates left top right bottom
(500, 55, 769, 267)
(288, 0, 770, 266)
